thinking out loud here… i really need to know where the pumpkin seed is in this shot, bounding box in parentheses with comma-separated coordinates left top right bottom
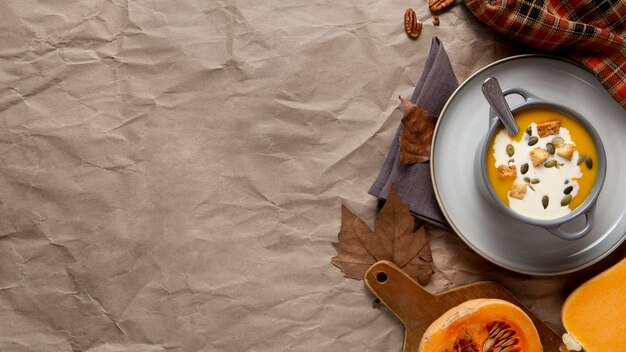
(526, 126, 532, 135)
(565, 180, 569, 184)
(552, 136, 564, 145)
(520, 163, 529, 175)
(506, 144, 514, 157)
(564, 186, 573, 195)
(542, 195, 549, 209)
(528, 136, 539, 146)
(483, 338, 495, 351)
(585, 157, 593, 169)
(524, 177, 530, 183)
(561, 194, 572, 207)
(546, 143, 555, 154)
(530, 178, 540, 184)
(544, 160, 557, 168)
(528, 184, 535, 192)
(508, 158, 515, 164)
(577, 155, 587, 165)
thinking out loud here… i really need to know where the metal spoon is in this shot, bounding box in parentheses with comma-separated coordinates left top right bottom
(481, 77, 520, 136)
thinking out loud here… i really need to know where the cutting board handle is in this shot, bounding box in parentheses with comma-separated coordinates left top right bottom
(365, 261, 446, 351)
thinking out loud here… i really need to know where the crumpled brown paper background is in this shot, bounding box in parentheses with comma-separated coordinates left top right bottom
(1, 1, 624, 351)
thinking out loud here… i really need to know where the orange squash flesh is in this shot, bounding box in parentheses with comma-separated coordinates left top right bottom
(419, 298, 542, 352)
(562, 257, 626, 351)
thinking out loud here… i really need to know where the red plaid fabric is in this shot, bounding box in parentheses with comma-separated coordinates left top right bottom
(465, 0, 626, 110)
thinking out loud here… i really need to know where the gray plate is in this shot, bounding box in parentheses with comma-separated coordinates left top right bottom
(431, 55, 626, 275)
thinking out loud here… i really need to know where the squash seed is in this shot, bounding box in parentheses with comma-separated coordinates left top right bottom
(542, 195, 549, 209)
(544, 160, 557, 168)
(483, 338, 495, 351)
(528, 136, 539, 146)
(530, 178, 540, 184)
(552, 136, 564, 146)
(577, 155, 587, 165)
(564, 186, 573, 195)
(524, 177, 530, 183)
(561, 194, 572, 207)
(520, 163, 529, 175)
(546, 143, 555, 154)
(506, 144, 514, 157)
(526, 126, 532, 135)
(585, 157, 593, 169)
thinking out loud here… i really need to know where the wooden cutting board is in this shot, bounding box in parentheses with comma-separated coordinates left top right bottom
(364, 260, 564, 351)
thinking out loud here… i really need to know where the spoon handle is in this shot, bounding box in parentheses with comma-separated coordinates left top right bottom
(482, 77, 520, 136)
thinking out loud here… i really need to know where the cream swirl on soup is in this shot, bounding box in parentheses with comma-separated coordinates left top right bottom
(486, 107, 598, 221)
(492, 122, 582, 219)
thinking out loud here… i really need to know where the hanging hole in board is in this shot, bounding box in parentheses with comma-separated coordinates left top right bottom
(376, 271, 388, 283)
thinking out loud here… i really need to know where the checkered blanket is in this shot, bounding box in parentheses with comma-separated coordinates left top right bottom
(465, 0, 626, 110)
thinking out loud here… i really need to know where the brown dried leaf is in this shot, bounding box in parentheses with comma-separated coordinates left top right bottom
(331, 186, 434, 285)
(399, 97, 438, 164)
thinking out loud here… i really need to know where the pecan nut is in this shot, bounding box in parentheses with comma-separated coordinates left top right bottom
(404, 8, 423, 40)
(429, 0, 454, 13)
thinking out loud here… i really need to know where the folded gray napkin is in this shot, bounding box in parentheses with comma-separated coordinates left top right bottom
(369, 37, 459, 230)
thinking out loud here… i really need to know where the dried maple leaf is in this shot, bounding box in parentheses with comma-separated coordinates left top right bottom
(399, 96, 438, 165)
(331, 186, 434, 285)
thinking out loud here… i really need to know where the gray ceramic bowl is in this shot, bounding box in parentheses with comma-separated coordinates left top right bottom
(476, 87, 607, 240)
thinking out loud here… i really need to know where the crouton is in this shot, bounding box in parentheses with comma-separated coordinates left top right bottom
(497, 164, 517, 178)
(556, 143, 576, 161)
(536, 120, 561, 138)
(530, 147, 549, 167)
(509, 183, 527, 200)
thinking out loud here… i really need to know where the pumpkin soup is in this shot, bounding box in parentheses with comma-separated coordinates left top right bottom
(486, 107, 598, 220)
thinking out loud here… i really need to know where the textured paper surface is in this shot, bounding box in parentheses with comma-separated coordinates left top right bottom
(1, 1, 624, 351)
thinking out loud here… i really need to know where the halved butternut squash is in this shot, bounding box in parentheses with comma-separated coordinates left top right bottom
(561, 257, 626, 351)
(418, 298, 542, 352)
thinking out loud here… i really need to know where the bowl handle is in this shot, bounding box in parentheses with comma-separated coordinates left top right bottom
(501, 87, 541, 103)
(488, 87, 541, 128)
(545, 204, 596, 240)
